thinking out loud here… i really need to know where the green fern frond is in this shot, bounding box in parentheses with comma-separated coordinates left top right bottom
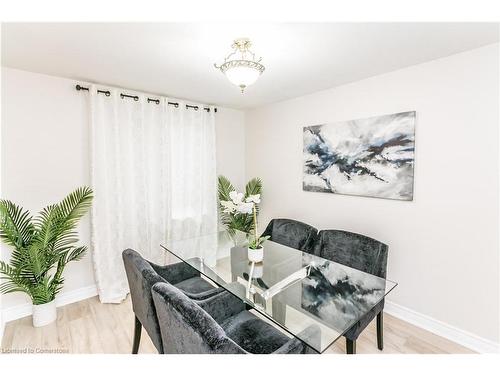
(0, 200, 35, 248)
(33, 204, 59, 249)
(54, 186, 93, 227)
(66, 246, 87, 263)
(0, 261, 32, 295)
(245, 177, 263, 198)
(217, 175, 234, 202)
(217, 175, 236, 229)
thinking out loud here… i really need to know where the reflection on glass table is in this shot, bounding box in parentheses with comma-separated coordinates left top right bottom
(161, 230, 397, 353)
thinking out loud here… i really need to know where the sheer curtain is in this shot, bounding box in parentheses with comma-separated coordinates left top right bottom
(89, 85, 217, 303)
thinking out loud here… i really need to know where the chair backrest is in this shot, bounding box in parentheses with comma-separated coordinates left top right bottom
(314, 230, 388, 278)
(151, 282, 245, 354)
(262, 218, 318, 254)
(122, 249, 165, 353)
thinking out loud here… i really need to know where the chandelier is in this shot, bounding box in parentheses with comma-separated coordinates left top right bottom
(214, 38, 265, 93)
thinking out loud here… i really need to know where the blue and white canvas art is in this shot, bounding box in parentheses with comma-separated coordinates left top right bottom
(303, 111, 415, 201)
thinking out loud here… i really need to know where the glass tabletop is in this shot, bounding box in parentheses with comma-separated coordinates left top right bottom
(161, 230, 397, 353)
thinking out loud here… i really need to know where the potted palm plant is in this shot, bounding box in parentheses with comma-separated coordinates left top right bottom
(0, 187, 93, 327)
(217, 176, 269, 262)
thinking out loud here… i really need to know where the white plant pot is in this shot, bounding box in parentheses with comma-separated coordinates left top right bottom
(32, 300, 57, 327)
(248, 246, 264, 263)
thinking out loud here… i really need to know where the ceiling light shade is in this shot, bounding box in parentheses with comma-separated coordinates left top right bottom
(214, 38, 265, 93)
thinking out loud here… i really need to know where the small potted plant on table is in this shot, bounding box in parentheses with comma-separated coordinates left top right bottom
(247, 201, 269, 263)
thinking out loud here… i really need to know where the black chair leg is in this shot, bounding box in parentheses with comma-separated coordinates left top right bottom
(346, 338, 356, 354)
(376, 311, 384, 350)
(132, 316, 142, 354)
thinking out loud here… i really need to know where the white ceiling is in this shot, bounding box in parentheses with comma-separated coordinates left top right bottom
(1, 23, 498, 109)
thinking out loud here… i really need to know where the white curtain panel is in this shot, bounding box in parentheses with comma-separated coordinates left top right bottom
(89, 85, 217, 303)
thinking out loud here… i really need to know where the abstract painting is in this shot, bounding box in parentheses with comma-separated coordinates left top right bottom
(303, 111, 415, 200)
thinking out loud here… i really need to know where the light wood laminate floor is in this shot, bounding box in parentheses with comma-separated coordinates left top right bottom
(1, 296, 474, 354)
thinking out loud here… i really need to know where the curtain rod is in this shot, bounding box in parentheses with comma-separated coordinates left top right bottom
(75, 84, 217, 113)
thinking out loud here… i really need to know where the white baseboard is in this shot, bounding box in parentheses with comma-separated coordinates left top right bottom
(1, 284, 98, 325)
(385, 300, 499, 354)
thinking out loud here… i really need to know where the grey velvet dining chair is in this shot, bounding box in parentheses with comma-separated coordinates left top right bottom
(261, 218, 318, 254)
(313, 230, 389, 354)
(151, 281, 320, 354)
(122, 249, 223, 354)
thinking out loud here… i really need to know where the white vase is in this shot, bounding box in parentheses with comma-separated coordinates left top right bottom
(248, 246, 264, 263)
(32, 300, 57, 327)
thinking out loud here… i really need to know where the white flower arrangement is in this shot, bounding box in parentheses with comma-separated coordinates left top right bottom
(220, 191, 268, 250)
(221, 192, 261, 215)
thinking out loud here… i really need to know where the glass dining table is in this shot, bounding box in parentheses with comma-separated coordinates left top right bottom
(161, 230, 397, 354)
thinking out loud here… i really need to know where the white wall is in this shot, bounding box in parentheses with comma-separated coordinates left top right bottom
(245, 44, 499, 344)
(0, 67, 246, 315)
(215, 107, 246, 190)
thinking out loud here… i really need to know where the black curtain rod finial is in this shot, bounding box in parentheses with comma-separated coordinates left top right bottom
(120, 93, 139, 101)
(147, 98, 160, 105)
(75, 84, 89, 92)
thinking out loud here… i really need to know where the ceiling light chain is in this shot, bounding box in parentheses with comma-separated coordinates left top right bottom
(214, 38, 265, 93)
